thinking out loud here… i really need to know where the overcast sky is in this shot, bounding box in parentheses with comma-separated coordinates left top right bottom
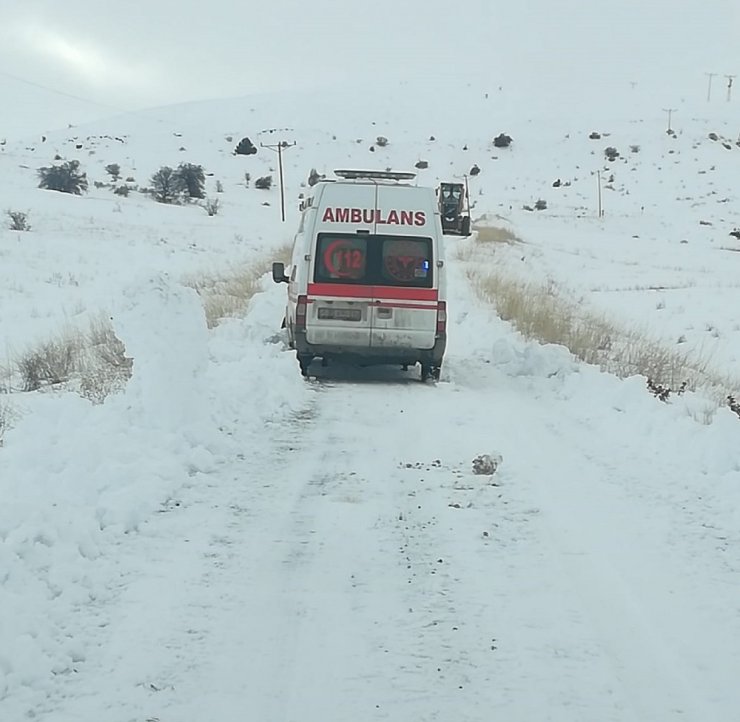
(1, 0, 738, 124)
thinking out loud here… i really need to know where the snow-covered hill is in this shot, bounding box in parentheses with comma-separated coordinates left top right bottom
(2, 77, 740, 721)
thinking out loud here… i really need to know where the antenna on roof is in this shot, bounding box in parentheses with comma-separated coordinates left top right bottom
(334, 169, 416, 181)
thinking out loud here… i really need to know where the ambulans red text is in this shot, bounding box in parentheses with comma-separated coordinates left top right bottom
(321, 208, 426, 226)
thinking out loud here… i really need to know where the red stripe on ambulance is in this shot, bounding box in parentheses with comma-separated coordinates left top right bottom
(307, 283, 438, 301)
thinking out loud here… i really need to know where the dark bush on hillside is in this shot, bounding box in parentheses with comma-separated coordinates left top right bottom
(150, 166, 178, 203)
(105, 163, 121, 180)
(604, 147, 620, 161)
(175, 163, 205, 199)
(307, 168, 325, 186)
(493, 133, 512, 148)
(254, 175, 273, 190)
(38, 160, 88, 194)
(234, 137, 257, 155)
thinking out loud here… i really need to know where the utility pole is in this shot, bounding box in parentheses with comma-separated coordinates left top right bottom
(662, 107, 677, 133)
(726, 75, 736, 102)
(594, 169, 604, 218)
(705, 72, 717, 101)
(260, 140, 296, 222)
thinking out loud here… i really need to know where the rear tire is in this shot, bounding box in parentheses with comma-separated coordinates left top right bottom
(420, 363, 441, 382)
(298, 354, 313, 377)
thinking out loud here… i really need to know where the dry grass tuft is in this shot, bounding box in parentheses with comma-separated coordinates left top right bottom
(16, 331, 86, 392)
(183, 244, 292, 328)
(473, 225, 520, 245)
(470, 268, 740, 413)
(78, 315, 133, 404)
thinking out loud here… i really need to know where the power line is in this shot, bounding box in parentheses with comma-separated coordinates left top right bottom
(0, 68, 130, 114)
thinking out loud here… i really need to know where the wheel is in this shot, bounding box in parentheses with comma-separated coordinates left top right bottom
(420, 363, 441, 382)
(297, 354, 313, 377)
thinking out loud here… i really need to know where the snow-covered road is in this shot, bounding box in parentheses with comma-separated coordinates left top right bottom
(11, 265, 737, 722)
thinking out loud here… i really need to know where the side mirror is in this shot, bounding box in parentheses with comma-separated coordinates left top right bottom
(272, 262, 289, 284)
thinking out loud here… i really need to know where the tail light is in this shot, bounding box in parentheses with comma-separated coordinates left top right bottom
(436, 301, 447, 334)
(295, 295, 308, 332)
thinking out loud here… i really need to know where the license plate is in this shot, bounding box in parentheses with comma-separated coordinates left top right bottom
(318, 307, 362, 321)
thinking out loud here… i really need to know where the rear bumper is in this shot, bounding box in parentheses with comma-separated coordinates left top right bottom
(294, 331, 446, 367)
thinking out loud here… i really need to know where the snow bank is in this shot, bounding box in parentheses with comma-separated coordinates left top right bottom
(0, 275, 310, 712)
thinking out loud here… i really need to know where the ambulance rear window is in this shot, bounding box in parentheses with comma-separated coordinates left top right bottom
(315, 236, 368, 282)
(315, 234, 433, 287)
(380, 238, 432, 286)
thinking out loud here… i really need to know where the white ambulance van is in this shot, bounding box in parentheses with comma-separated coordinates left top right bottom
(272, 169, 447, 380)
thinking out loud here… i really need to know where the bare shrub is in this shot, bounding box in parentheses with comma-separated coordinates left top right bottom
(78, 316, 132, 404)
(0, 386, 12, 447)
(6, 210, 30, 231)
(203, 198, 220, 216)
(17, 333, 84, 391)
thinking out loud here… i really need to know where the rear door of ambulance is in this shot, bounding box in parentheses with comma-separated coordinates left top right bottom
(369, 185, 439, 351)
(305, 183, 376, 349)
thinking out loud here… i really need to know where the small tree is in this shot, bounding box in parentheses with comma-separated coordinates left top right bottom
(254, 175, 273, 190)
(150, 166, 179, 203)
(174, 163, 205, 199)
(105, 163, 121, 181)
(38, 160, 88, 194)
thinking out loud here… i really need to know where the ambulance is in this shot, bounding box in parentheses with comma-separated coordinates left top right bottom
(272, 169, 447, 380)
